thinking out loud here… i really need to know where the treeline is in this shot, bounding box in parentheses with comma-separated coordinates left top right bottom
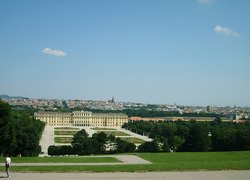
(123, 118, 250, 152)
(129, 109, 220, 117)
(240, 117, 250, 120)
(88, 108, 219, 118)
(49, 107, 220, 118)
(48, 130, 135, 156)
(123, 109, 181, 117)
(0, 100, 45, 156)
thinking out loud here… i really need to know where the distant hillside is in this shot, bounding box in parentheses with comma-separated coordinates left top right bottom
(0, 95, 28, 99)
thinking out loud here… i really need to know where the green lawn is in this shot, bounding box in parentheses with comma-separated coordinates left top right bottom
(100, 131, 131, 136)
(54, 131, 77, 136)
(120, 137, 145, 144)
(92, 127, 117, 131)
(54, 127, 79, 131)
(136, 151, 250, 171)
(0, 156, 120, 163)
(0, 151, 249, 172)
(54, 137, 73, 143)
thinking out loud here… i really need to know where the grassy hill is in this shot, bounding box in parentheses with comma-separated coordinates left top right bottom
(0, 151, 249, 172)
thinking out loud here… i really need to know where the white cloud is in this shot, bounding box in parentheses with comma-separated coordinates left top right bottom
(197, 0, 213, 5)
(214, 25, 239, 37)
(42, 48, 67, 57)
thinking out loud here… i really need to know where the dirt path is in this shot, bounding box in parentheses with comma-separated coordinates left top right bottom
(39, 125, 54, 154)
(1, 171, 249, 180)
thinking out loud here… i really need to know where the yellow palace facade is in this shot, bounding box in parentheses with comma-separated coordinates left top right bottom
(34, 111, 128, 128)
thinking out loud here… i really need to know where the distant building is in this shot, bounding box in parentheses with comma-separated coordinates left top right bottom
(34, 111, 128, 127)
(207, 105, 213, 113)
(108, 96, 115, 103)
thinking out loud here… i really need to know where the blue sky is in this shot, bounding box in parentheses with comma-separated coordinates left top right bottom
(0, 0, 250, 106)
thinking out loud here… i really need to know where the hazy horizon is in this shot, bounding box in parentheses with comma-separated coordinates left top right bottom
(1, 0, 250, 107)
(1, 94, 248, 108)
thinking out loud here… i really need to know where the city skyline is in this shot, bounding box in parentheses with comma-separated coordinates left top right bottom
(1, 94, 249, 108)
(1, 0, 250, 106)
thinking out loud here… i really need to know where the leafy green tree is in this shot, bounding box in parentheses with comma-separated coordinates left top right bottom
(161, 138, 169, 152)
(176, 125, 189, 139)
(0, 100, 16, 155)
(211, 124, 236, 151)
(234, 127, 250, 150)
(211, 116, 222, 126)
(171, 136, 185, 152)
(72, 129, 91, 155)
(48, 145, 57, 156)
(0, 100, 45, 156)
(11, 110, 44, 156)
(124, 142, 136, 152)
(115, 138, 135, 153)
(182, 123, 211, 151)
(92, 132, 107, 153)
(124, 119, 250, 152)
(138, 140, 160, 152)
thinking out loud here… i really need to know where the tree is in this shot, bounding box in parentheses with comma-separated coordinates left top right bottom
(71, 129, 91, 155)
(176, 125, 189, 139)
(11, 110, 44, 156)
(124, 119, 250, 152)
(138, 140, 160, 152)
(160, 138, 170, 152)
(183, 123, 211, 152)
(0, 100, 16, 155)
(234, 127, 250, 150)
(171, 136, 184, 152)
(211, 116, 222, 126)
(115, 138, 135, 153)
(0, 100, 45, 156)
(92, 132, 107, 153)
(211, 124, 236, 151)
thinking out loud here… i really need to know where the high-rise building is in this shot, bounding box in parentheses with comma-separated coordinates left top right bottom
(207, 105, 213, 113)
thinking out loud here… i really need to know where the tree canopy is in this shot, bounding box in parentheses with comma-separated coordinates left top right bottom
(124, 119, 250, 152)
(0, 100, 45, 156)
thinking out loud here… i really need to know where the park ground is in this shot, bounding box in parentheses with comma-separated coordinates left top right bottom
(0, 152, 250, 179)
(0, 171, 250, 180)
(0, 151, 250, 172)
